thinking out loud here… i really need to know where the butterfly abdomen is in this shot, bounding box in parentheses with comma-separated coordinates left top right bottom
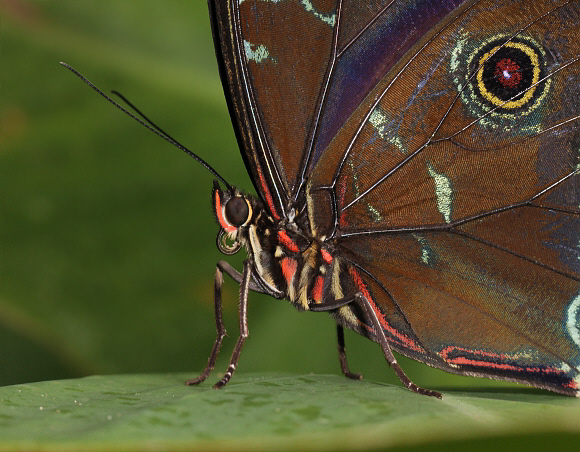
(252, 226, 351, 314)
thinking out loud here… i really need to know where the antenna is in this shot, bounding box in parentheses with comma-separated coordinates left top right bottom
(60, 62, 231, 189)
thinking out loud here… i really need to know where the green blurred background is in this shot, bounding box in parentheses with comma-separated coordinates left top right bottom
(0, 0, 517, 392)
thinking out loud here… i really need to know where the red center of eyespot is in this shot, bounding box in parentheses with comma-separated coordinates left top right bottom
(494, 58, 522, 89)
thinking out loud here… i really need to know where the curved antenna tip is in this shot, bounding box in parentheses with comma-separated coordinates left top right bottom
(60, 62, 231, 189)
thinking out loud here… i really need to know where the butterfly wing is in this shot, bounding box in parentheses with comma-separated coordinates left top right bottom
(209, 0, 344, 218)
(210, 0, 580, 394)
(305, 0, 580, 394)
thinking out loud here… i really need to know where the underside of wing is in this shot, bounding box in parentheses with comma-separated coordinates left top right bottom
(210, 0, 580, 394)
(304, 0, 580, 393)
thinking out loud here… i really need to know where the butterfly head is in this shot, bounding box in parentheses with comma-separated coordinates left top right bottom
(212, 181, 258, 255)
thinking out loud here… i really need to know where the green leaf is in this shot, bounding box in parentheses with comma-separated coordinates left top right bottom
(1, 373, 579, 451)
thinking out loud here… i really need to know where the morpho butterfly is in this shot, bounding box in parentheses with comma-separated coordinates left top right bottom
(188, 0, 580, 398)
(64, 0, 579, 398)
(189, 0, 580, 398)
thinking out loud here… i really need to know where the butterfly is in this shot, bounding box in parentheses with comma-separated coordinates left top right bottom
(165, 0, 580, 398)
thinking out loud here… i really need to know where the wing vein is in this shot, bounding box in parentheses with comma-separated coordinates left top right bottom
(335, 1, 575, 221)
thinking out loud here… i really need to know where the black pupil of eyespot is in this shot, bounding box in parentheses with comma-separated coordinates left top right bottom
(225, 197, 249, 227)
(482, 47, 533, 101)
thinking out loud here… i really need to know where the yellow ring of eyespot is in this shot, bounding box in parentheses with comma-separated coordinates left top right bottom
(475, 41, 540, 109)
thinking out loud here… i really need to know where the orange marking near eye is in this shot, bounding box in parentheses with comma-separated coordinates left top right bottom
(348, 267, 424, 354)
(277, 230, 300, 253)
(280, 257, 297, 285)
(214, 191, 236, 233)
(311, 275, 324, 303)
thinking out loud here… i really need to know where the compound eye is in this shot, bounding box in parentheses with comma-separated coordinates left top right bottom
(224, 197, 250, 227)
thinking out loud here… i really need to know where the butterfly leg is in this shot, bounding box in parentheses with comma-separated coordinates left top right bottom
(311, 294, 442, 398)
(186, 262, 228, 386)
(186, 259, 257, 387)
(214, 260, 267, 293)
(336, 325, 363, 380)
(353, 293, 442, 398)
(212, 259, 252, 389)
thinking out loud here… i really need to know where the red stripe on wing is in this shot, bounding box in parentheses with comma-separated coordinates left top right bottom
(349, 267, 425, 354)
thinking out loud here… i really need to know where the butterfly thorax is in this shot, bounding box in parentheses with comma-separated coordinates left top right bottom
(213, 182, 353, 313)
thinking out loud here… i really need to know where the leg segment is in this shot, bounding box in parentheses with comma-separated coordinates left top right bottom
(353, 293, 442, 398)
(310, 293, 442, 398)
(215, 260, 266, 294)
(336, 325, 362, 380)
(213, 259, 252, 388)
(186, 262, 228, 386)
(186, 260, 256, 387)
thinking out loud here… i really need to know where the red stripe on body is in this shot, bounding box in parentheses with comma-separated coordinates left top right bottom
(348, 267, 425, 354)
(321, 248, 333, 264)
(311, 275, 324, 303)
(280, 257, 297, 285)
(277, 230, 300, 253)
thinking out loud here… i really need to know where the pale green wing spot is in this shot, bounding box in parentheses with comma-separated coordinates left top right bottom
(413, 233, 435, 266)
(367, 205, 382, 223)
(426, 162, 453, 223)
(368, 108, 387, 134)
(239, 0, 335, 26)
(300, 0, 335, 26)
(369, 107, 405, 153)
(243, 40, 274, 63)
(449, 33, 468, 73)
(566, 293, 580, 360)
